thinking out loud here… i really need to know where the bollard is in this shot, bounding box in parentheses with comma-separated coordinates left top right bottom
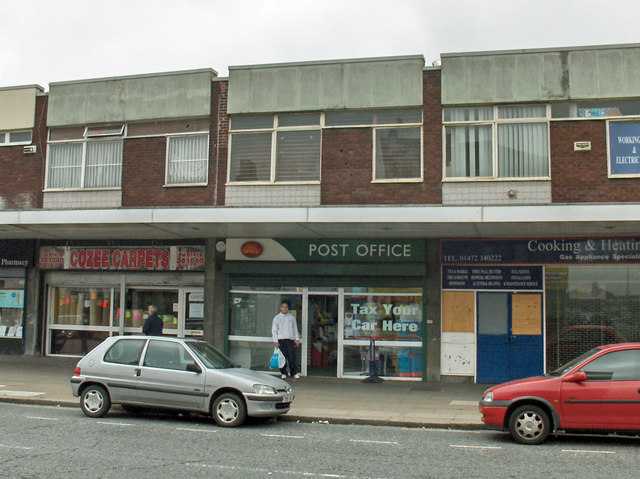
(362, 338, 383, 383)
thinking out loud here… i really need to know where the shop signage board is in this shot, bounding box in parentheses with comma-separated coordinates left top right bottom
(442, 266, 543, 290)
(226, 239, 424, 262)
(38, 246, 205, 271)
(441, 238, 640, 264)
(609, 121, 640, 177)
(0, 240, 34, 268)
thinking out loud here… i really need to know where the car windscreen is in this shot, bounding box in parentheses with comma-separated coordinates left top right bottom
(549, 347, 601, 376)
(185, 341, 239, 369)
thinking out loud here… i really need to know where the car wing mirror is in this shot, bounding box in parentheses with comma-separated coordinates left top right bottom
(186, 363, 202, 374)
(565, 371, 587, 383)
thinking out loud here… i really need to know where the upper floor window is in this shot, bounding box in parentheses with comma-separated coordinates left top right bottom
(229, 113, 321, 183)
(47, 125, 124, 190)
(326, 109, 423, 182)
(228, 108, 423, 184)
(166, 134, 209, 185)
(444, 105, 549, 180)
(552, 99, 640, 119)
(0, 130, 32, 146)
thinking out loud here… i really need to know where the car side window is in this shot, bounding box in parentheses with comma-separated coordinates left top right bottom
(104, 339, 146, 365)
(580, 350, 640, 381)
(143, 340, 192, 371)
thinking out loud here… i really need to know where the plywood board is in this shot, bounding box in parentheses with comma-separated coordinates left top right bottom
(442, 291, 475, 333)
(512, 294, 542, 335)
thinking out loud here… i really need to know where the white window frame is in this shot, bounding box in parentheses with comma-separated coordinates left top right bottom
(164, 133, 210, 187)
(227, 114, 322, 185)
(372, 125, 424, 183)
(228, 108, 424, 185)
(45, 125, 124, 191)
(0, 130, 33, 146)
(442, 104, 551, 181)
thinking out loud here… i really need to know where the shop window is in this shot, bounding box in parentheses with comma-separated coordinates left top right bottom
(229, 292, 302, 337)
(343, 345, 422, 378)
(0, 277, 25, 338)
(166, 134, 209, 185)
(444, 105, 549, 179)
(545, 265, 640, 371)
(124, 289, 178, 334)
(344, 294, 422, 341)
(50, 287, 117, 327)
(47, 286, 120, 356)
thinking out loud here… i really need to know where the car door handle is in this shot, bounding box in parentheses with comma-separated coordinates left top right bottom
(134, 368, 141, 377)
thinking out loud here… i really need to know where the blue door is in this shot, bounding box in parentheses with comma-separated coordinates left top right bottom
(477, 292, 543, 383)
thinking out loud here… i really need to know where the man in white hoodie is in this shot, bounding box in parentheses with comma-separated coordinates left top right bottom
(272, 301, 301, 379)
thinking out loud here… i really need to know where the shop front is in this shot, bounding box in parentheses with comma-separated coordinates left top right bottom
(0, 240, 34, 354)
(224, 239, 425, 380)
(39, 245, 205, 356)
(440, 238, 640, 383)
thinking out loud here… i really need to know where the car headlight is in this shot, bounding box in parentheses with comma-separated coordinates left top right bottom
(483, 391, 494, 403)
(253, 384, 278, 395)
(285, 385, 292, 393)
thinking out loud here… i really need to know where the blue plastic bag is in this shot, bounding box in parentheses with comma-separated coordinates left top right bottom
(270, 347, 285, 369)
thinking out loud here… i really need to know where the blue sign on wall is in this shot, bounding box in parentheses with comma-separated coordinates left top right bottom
(443, 266, 543, 290)
(609, 122, 640, 176)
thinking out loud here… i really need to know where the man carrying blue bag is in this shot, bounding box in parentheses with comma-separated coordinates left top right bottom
(271, 301, 301, 379)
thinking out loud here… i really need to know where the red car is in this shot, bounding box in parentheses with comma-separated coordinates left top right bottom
(479, 343, 640, 444)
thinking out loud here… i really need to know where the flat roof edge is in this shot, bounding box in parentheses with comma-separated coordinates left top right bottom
(49, 68, 218, 87)
(0, 84, 45, 93)
(229, 55, 425, 71)
(441, 42, 640, 59)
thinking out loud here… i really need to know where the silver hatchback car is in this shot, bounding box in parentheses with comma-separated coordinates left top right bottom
(70, 335, 294, 427)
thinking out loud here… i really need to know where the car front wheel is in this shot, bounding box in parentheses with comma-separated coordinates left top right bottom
(211, 392, 246, 427)
(508, 404, 551, 445)
(80, 385, 111, 418)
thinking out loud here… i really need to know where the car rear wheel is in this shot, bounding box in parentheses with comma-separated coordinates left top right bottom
(508, 404, 551, 445)
(211, 392, 246, 427)
(80, 385, 111, 418)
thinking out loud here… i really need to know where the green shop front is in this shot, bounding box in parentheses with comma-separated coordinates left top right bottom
(223, 239, 426, 380)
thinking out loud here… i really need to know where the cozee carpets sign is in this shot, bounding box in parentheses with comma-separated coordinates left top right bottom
(39, 246, 205, 271)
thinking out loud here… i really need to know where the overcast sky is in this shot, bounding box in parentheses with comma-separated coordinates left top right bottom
(3, 0, 640, 90)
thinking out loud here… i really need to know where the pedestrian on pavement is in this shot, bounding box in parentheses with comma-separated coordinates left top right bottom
(272, 300, 301, 379)
(142, 305, 163, 336)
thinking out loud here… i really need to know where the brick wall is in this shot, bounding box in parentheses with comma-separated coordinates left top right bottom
(320, 70, 442, 205)
(122, 82, 225, 207)
(0, 95, 47, 210)
(551, 121, 640, 203)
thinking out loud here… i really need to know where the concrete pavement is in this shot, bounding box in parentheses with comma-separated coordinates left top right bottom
(0, 354, 487, 428)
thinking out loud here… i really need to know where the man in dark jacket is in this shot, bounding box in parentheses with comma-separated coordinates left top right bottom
(142, 305, 163, 336)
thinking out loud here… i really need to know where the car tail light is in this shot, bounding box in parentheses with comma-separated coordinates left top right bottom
(74, 367, 81, 377)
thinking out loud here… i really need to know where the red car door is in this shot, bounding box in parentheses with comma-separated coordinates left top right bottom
(560, 349, 640, 430)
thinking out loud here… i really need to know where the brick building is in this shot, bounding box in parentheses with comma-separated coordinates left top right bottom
(1, 44, 639, 384)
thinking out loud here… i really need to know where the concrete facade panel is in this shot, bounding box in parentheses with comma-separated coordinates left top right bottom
(48, 70, 214, 126)
(227, 56, 424, 114)
(0, 87, 41, 130)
